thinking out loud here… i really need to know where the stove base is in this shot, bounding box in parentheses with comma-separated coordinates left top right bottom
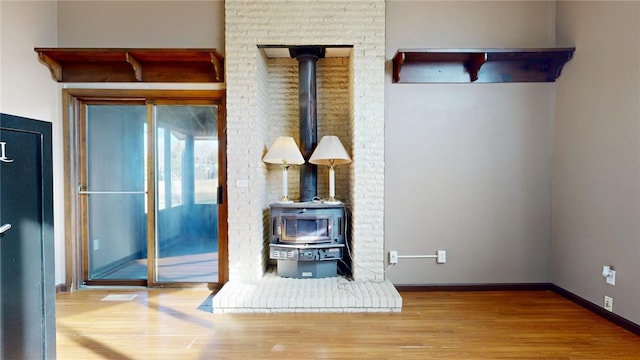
(277, 259, 338, 278)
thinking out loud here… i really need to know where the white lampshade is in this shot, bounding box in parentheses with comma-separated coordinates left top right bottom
(263, 136, 304, 203)
(263, 136, 304, 165)
(309, 135, 351, 204)
(309, 135, 351, 165)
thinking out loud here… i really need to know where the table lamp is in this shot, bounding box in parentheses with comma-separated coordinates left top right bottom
(309, 135, 351, 204)
(263, 136, 305, 203)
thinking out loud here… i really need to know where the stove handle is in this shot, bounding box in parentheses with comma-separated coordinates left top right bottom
(0, 223, 12, 235)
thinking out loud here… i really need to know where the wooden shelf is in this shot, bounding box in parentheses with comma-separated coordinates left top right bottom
(34, 48, 224, 83)
(392, 48, 575, 83)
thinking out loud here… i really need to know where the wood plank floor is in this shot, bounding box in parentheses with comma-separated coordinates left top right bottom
(55, 289, 640, 359)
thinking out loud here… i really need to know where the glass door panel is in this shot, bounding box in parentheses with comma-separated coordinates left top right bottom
(82, 105, 148, 281)
(154, 105, 219, 283)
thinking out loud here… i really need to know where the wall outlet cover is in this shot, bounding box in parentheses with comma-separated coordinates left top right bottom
(606, 269, 616, 285)
(604, 295, 613, 312)
(389, 251, 398, 264)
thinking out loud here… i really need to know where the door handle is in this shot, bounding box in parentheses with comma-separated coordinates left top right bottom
(0, 223, 11, 234)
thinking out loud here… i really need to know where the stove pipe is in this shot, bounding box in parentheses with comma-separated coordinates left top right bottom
(290, 46, 325, 202)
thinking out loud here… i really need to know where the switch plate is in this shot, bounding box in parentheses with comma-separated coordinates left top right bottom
(437, 250, 446, 264)
(604, 295, 613, 312)
(389, 251, 398, 264)
(93, 239, 100, 251)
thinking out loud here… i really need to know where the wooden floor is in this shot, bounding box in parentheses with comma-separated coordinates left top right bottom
(55, 289, 640, 359)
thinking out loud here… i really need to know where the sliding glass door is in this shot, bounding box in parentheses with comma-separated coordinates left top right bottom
(154, 105, 219, 283)
(75, 94, 225, 287)
(81, 104, 148, 283)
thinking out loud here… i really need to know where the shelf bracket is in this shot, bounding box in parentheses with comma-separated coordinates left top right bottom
(392, 52, 405, 83)
(210, 53, 222, 82)
(125, 53, 143, 81)
(549, 51, 575, 81)
(464, 53, 487, 82)
(37, 52, 62, 81)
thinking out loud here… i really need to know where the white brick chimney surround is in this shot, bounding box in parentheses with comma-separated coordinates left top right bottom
(214, 0, 401, 312)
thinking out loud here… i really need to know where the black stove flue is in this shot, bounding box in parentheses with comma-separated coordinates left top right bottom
(289, 46, 326, 202)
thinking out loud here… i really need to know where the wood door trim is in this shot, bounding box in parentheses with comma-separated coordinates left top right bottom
(146, 103, 157, 286)
(63, 88, 228, 289)
(78, 103, 90, 284)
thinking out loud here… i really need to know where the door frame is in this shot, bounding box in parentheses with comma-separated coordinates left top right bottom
(62, 89, 227, 290)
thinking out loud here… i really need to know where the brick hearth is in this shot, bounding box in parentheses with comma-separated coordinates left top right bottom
(213, 270, 402, 313)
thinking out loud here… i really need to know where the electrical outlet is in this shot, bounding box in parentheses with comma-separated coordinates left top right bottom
(389, 251, 398, 264)
(437, 250, 446, 264)
(606, 269, 616, 286)
(604, 295, 613, 312)
(93, 239, 100, 251)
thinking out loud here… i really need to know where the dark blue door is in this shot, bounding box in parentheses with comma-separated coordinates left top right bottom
(0, 114, 55, 359)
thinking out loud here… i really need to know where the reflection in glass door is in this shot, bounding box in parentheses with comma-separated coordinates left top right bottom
(154, 105, 219, 283)
(79, 102, 220, 286)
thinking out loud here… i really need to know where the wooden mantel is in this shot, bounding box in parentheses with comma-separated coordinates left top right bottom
(34, 48, 224, 83)
(392, 48, 575, 83)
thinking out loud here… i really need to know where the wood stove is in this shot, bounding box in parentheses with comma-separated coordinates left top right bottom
(269, 201, 348, 278)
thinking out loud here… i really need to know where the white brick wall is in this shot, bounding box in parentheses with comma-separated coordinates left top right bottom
(226, 0, 385, 282)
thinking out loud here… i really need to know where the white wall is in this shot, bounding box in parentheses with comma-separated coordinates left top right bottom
(57, 0, 224, 49)
(0, 2, 58, 119)
(554, 0, 640, 325)
(0, 0, 62, 283)
(385, 1, 557, 284)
